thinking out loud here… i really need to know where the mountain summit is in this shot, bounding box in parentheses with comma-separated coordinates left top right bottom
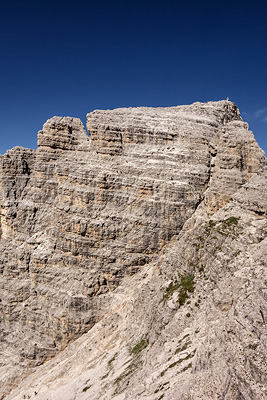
(1, 101, 266, 399)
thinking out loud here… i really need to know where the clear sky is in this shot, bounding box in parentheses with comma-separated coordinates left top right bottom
(1, 0, 267, 154)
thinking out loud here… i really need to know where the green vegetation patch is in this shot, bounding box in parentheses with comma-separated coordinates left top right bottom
(161, 274, 195, 306)
(178, 274, 195, 306)
(82, 385, 91, 392)
(221, 216, 240, 227)
(114, 357, 142, 385)
(108, 352, 118, 367)
(204, 217, 240, 236)
(161, 279, 181, 303)
(169, 351, 194, 368)
(208, 219, 217, 228)
(101, 352, 119, 380)
(160, 350, 195, 377)
(178, 333, 190, 343)
(130, 338, 148, 356)
(179, 362, 192, 373)
(189, 216, 241, 272)
(154, 381, 169, 394)
(175, 341, 192, 354)
(113, 338, 148, 394)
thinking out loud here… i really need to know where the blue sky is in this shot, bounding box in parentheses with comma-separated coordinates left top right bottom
(1, 0, 267, 154)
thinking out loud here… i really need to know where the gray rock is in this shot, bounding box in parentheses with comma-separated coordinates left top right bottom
(0, 100, 266, 399)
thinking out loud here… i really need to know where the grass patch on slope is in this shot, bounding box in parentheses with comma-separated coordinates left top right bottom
(161, 274, 195, 306)
(113, 337, 149, 394)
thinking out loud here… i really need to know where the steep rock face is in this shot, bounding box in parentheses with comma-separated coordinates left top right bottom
(5, 169, 267, 400)
(0, 101, 266, 399)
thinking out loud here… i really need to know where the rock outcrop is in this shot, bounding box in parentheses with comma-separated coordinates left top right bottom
(0, 101, 266, 399)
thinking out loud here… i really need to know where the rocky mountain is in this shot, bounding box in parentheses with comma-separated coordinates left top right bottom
(0, 100, 266, 399)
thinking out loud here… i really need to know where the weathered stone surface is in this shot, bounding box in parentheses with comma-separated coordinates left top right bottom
(37, 117, 89, 151)
(0, 100, 266, 399)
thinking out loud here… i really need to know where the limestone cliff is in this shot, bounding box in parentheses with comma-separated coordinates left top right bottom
(0, 101, 266, 399)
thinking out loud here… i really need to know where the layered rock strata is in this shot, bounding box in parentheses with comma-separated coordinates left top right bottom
(0, 101, 266, 399)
